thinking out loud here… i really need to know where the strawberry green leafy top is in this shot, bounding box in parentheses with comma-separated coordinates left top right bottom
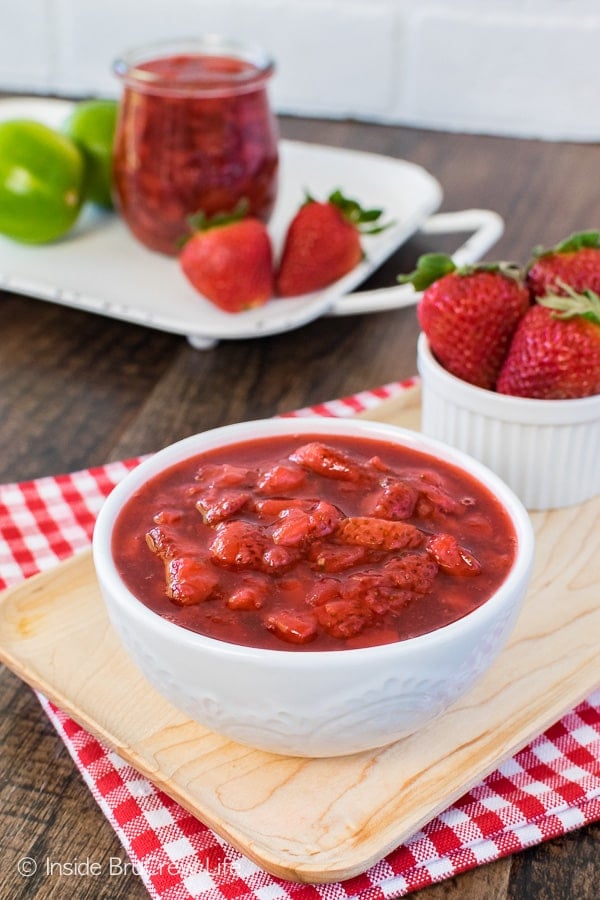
(539, 282, 600, 325)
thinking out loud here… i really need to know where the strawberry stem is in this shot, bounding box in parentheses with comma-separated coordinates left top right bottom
(326, 189, 391, 234)
(398, 255, 523, 292)
(532, 230, 600, 259)
(187, 197, 250, 234)
(538, 280, 600, 324)
(397, 253, 456, 291)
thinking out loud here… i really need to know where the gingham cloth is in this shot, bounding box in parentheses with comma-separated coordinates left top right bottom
(1, 377, 599, 900)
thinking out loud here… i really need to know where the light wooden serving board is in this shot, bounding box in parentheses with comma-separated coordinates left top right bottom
(0, 385, 598, 883)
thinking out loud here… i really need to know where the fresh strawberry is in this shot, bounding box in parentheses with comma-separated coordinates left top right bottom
(275, 189, 386, 297)
(496, 288, 600, 399)
(526, 231, 600, 298)
(179, 206, 274, 313)
(401, 255, 530, 389)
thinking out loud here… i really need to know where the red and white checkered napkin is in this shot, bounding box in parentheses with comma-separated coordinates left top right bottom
(1, 377, 599, 900)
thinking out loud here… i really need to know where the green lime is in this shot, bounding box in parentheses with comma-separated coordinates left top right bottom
(63, 99, 118, 208)
(0, 119, 85, 244)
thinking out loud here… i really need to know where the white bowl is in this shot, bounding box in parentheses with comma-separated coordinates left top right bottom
(417, 333, 600, 511)
(93, 416, 534, 757)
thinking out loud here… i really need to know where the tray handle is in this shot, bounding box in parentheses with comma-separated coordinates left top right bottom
(327, 208, 505, 317)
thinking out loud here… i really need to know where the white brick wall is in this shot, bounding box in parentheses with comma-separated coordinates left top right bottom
(3, 0, 600, 140)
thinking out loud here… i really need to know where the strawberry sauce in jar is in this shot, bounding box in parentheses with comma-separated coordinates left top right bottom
(112, 37, 279, 255)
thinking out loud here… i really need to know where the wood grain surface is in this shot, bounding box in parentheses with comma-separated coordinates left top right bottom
(0, 105, 599, 899)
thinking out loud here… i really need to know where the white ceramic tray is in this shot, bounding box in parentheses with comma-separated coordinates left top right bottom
(0, 97, 503, 346)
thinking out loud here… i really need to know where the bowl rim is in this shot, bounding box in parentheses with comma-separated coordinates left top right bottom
(417, 332, 600, 424)
(93, 416, 535, 665)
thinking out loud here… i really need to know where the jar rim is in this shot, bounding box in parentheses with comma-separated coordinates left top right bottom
(113, 35, 275, 97)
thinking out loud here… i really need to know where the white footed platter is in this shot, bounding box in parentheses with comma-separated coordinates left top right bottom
(0, 98, 503, 345)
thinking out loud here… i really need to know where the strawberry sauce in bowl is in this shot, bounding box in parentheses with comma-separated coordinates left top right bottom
(93, 417, 534, 756)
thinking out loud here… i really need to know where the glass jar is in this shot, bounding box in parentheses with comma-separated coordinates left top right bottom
(112, 36, 279, 255)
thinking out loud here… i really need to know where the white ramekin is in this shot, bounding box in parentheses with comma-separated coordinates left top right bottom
(417, 333, 600, 511)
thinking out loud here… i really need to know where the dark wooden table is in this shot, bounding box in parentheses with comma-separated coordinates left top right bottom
(0, 112, 598, 900)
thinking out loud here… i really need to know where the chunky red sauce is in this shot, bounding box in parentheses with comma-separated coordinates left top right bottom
(113, 53, 279, 254)
(112, 435, 517, 651)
